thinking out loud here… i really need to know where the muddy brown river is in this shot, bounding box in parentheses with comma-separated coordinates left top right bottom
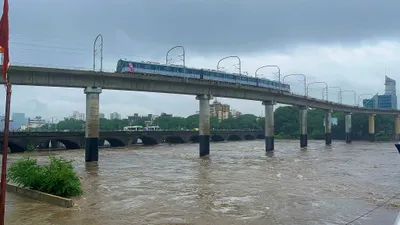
(3, 140, 400, 225)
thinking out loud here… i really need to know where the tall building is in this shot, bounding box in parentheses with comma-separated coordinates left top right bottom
(210, 99, 230, 120)
(12, 112, 26, 129)
(363, 76, 397, 109)
(99, 113, 105, 119)
(71, 111, 85, 121)
(26, 116, 46, 129)
(110, 112, 121, 120)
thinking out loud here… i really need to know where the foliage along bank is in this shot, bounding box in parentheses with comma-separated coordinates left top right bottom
(7, 156, 83, 197)
(33, 106, 395, 141)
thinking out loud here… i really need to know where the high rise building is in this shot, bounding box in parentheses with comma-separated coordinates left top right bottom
(363, 76, 397, 109)
(210, 99, 230, 120)
(110, 112, 121, 120)
(71, 111, 85, 121)
(99, 113, 105, 119)
(26, 116, 46, 129)
(12, 112, 26, 129)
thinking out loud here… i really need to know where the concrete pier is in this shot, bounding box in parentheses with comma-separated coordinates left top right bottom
(325, 110, 332, 145)
(263, 101, 275, 151)
(299, 107, 308, 148)
(84, 87, 102, 165)
(368, 114, 375, 142)
(196, 94, 212, 157)
(345, 113, 352, 143)
(395, 115, 400, 141)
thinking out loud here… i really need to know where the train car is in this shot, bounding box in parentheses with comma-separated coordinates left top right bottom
(116, 59, 291, 93)
(116, 59, 201, 79)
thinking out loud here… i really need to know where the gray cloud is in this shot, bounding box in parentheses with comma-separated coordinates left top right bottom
(1, 0, 399, 120)
(11, 0, 400, 54)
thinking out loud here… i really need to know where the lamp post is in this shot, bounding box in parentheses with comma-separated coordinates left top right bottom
(166, 45, 186, 69)
(342, 90, 357, 106)
(283, 73, 307, 96)
(217, 55, 242, 79)
(307, 82, 329, 101)
(322, 86, 342, 103)
(358, 94, 375, 107)
(93, 34, 103, 72)
(255, 65, 281, 82)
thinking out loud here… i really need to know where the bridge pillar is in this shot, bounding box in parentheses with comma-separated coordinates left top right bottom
(196, 94, 213, 157)
(395, 115, 400, 141)
(262, 101, 275, 151)
(324, 110, 332, 145)
(345, 113, 352, 143)
(299, 106, 308, 148)
(368, 114, 375, 142)
(84, 87, 102, 165)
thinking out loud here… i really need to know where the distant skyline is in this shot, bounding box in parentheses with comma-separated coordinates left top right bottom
(0, 0, 399, 119)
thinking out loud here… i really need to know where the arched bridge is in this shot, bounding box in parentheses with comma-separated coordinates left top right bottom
(0, 130, 264, 153)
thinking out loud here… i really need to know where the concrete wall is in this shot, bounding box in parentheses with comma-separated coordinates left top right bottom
(6, 183, 74, 208)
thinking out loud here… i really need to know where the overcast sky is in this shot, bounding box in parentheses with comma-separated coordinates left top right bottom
(0, 0, 399, 120)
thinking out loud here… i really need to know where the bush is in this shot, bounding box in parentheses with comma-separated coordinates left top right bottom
(7, 156, 83, 197)
(26, 143, 35, 152)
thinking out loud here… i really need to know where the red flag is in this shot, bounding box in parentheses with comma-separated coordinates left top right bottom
(0, 0, 9, 81)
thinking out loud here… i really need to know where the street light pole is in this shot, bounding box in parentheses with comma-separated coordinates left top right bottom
(166, 45, 186, 69)
(255, 65, 281, 82)
(323, 86, 342, 103)
(307, 81, 329, 101)
(283, 73, 307, 96)
(93, 34, 103, 72)
(217, 55, 242, 79)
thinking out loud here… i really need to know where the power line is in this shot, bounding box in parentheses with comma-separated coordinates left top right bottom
(8, 40, 165, 62)
(345, 192, 400, 224)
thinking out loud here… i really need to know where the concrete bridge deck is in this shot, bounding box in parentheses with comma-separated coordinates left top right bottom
(5, 65, 400, 115)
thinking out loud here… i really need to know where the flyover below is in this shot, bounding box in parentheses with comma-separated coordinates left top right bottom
(0, 130, 264, 153)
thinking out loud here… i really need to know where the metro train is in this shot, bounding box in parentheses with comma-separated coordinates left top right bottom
(115, 59, 291, 92)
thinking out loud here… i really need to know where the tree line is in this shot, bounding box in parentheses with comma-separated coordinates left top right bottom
(32, 106, 395, 141)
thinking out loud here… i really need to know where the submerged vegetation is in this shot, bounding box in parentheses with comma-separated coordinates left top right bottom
(7, 156, 83, 197)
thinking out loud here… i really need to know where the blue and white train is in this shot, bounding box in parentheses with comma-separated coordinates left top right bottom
(116, 59, 291, 92)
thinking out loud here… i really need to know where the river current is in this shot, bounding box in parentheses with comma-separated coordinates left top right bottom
(4, 140, 400, 225)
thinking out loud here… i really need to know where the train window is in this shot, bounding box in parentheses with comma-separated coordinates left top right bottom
(204, 71, 209, 76)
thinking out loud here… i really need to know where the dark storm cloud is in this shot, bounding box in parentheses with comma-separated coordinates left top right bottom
(9, 0, 400, 55)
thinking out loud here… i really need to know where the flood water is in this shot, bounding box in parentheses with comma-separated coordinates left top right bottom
(4, 140, 400, 225)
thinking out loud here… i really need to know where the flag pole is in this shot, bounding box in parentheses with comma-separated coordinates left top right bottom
(0, 79, 10, 225)
(0, 0, 10, 222)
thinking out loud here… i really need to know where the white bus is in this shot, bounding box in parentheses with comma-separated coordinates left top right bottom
(123, 125, 143, 131)
(144, 125, 160, 131)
